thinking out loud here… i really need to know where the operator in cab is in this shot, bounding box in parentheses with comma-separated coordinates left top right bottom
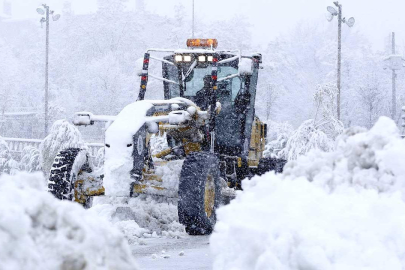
(194, 75, 212, 110)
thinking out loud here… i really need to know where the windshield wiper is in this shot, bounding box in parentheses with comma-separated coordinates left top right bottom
(182, 60, 197, 82)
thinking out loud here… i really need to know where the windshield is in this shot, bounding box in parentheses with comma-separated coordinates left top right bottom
(166, 62, 241, 103)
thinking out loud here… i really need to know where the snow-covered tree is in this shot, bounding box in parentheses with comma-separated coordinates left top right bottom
(356, 73, 388, 128)
(280, 119, 334, 160)
(313, 83, 344, 139)
(279, 83, 343, 160)
(40, 120, 86, 177)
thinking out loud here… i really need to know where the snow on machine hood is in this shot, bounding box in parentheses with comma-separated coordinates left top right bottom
(104, 101, 153, 197)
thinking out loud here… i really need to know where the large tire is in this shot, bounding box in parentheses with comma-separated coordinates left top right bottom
(48, 148, 91, 205)
(257, 157, 287, 175)
(178, 152, 222, 235)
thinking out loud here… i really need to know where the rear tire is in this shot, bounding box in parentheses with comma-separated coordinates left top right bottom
(178, 152, 222, 235)
(48, 148, 91, 207)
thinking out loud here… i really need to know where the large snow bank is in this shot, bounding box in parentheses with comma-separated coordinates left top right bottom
(0, 172, 137, 270)
(284, 117, 405, 193)
(211, 117, 405, 270)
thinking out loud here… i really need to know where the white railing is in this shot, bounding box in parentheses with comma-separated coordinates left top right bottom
(2, 137, 104, 159)
(2, 137, 42, 155)
(87, 143, 105, 157)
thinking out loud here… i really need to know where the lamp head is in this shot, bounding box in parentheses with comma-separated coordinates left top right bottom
(36, 8, 45, 15)
(327, 6, 338, 16)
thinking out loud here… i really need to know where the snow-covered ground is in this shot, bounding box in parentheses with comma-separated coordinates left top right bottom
(133, 236, 212, 270)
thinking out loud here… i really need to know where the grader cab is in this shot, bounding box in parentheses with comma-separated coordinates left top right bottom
(48, 39, 285, 235)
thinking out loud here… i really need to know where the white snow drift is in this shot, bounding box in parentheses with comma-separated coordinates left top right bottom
(211, 117, 405, 270)
(90, 195, 186, 243)
(0, 172, 137, 270)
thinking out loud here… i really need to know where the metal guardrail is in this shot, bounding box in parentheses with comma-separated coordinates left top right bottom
(2, 137, 104, 158)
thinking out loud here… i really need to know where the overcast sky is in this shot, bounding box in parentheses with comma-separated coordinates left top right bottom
(4, 0, 405, 51)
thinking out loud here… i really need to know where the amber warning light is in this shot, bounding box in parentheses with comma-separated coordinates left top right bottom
(187, 39, 218, 49)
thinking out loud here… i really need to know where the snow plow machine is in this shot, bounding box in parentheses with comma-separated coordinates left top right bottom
(48, 39, 286, 235)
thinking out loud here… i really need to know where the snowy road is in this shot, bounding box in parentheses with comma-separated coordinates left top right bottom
(132, 235, 212, 270)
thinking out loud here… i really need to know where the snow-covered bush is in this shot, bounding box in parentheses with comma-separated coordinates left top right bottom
(0, 137, 19, 175)
(279, 119, 335, 160)
(0, 172, 137, 270)
(211, 117, 405, 270)
(264, 121, 294, 158)
(40, 120, 86, 177)
(19, 146, 41, 172)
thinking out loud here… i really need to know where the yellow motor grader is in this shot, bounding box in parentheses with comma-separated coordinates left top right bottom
(48, 39, 285, 235)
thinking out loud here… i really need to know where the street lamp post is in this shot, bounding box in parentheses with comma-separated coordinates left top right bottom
(326, 2, 355, 121)
(392, 32, 397, 120)
(192, 0, 195, 38)
(36, 4, 60, 136)
(385, 32, 405, 121)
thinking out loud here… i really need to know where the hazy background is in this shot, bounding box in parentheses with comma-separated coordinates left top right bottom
(3, 0, 405, 50)
(0, 0, 404, 141)
(0, 0, 404, 173)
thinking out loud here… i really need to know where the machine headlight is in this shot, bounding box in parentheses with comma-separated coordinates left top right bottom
(207, 56, 213, 62)
(183, 55, 192, 62)
(175, 55, 183, 62)
(198, 55, 206, 62)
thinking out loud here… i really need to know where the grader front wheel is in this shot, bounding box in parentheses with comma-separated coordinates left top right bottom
(48, 148, 93, 208)
(178, 152, 222, 235)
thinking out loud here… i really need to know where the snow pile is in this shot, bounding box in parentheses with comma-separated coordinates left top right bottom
(211, 117, 405, 270)
(147, 159, 184, 197)
(0, 172, 138, 270)
(91, 195, 186, 243)
(212, 176, 405, 270)
(284, 117, 405, 193)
